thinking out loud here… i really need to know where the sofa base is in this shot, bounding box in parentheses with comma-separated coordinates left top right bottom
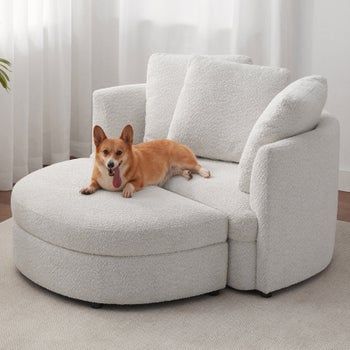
(258, 291, 273, 298)
(90, 302, 104, 309)
(227, 239, 256, 290)
(13, 223, 228, 305)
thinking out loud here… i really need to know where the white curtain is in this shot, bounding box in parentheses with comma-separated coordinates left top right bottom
(118, 0, 298, 84)
(0, 0, 296, 190)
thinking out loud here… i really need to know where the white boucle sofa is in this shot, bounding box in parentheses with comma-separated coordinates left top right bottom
(12, 54, 339, 305)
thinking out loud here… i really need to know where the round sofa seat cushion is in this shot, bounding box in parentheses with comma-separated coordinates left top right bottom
(11, 158, 228, 257)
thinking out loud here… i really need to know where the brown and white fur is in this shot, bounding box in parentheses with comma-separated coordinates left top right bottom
(80, 124, 210, 198)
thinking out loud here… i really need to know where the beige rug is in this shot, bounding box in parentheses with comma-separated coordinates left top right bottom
(1, 218, 350, 350)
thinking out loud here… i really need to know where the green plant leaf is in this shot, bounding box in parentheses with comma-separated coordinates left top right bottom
(0, 58, 11, 66)
(0, 63, 11, 72)
(0, 68, 10, 82)
(0, 71, 10, 91)
(0, 58, 11, 91)
(0, 76, 8, 90)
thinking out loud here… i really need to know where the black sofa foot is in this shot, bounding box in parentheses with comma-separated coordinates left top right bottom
(90, 302, 103, 309)
(208, 290, 220, 296)
(259, 291, 273, 298)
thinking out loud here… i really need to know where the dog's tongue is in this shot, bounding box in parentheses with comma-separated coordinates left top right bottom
(112, 167, 121, 188)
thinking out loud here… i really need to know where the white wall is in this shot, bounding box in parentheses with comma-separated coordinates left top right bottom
(296, 0, 350, 190)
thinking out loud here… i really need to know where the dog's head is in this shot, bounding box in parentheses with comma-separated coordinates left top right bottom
(94, 124, 133, 176)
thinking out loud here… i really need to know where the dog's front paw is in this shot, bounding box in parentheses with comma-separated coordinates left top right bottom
(80, 186, 96, 195)
(122, 183, 135, 198)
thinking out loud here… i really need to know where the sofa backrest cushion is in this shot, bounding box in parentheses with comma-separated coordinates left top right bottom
(239, 75, 327, 193)
(144, 53, 252, 142)
(167, 56, 289, 162)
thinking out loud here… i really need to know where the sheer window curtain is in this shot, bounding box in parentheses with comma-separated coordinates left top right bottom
(0, 0, 296, 190)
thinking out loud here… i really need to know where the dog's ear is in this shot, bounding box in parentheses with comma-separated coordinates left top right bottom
(93, 125, 107, 147)
(120, 124, 133, 145)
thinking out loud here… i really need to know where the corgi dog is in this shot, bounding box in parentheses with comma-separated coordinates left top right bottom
(80, 124, 210, 198)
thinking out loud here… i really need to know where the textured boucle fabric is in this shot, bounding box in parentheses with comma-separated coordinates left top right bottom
(14, 224, 228, 304)
(93, 84, 146, 145)
(3, 218, 350, 349)
(11, 158, 228, 257)
(164, 158, 258, 290)
(239, 76, 327, 193)
(144, 53, 252, 141)
(163, 158, 257, 242)
(168, 57, 289, 162)
(250, 117, 339, 293)
(227, 240, 256, 290)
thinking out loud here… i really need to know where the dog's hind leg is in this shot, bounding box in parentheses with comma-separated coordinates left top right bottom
(165, 167, 193, 181)
(181, 169, 193, 180)
(192, 164, 211, 178)
(174, 161, 210, 179)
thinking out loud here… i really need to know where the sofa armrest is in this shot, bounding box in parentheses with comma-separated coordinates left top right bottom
(93, 84, 146, 145)
(250, 116, 339, 293)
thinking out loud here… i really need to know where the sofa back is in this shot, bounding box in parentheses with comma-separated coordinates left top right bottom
(144, 53, 253, 142)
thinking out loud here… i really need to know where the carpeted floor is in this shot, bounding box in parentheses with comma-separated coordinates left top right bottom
(1, 219, 350, 350)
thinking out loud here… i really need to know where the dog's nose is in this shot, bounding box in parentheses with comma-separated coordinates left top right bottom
(107, 161, 114, 169)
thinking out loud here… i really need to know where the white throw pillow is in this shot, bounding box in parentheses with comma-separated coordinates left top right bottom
(167, 56, 290, 162)
(239, 75, 327, 193)
(144, 53, 253, 142)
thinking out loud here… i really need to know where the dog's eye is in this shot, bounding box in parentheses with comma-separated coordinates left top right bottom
(116, 150, 123, 156)
(103, 149, 109, 156)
